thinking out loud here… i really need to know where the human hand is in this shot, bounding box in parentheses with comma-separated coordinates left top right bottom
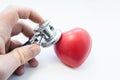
(0, 6, 43, 80)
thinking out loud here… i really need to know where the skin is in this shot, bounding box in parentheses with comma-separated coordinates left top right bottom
(0, 6, 43, 80)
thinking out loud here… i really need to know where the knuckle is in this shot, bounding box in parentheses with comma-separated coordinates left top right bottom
(14, 48, 26, 65)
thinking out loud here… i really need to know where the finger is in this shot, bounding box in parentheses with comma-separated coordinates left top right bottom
(2, 44, 40, 78)
(16, 7, 43, 23)
(7, 44, 40, 66)
(7, 40, 25, 76)
(28, 58, 39, 67)
(0, 5, 43, 28)
(11, 21, 34, 38)
(11, 22, 39, 68)
(14, 65, 24, 76)
(9, 40, 39, 75)
(8, 40, 22, 52)
(8, 40, 25, 76)
(0, 5, 43, 43)
(0, 37, 5, 54)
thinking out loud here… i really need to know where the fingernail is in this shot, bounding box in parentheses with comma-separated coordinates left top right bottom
(28, 44, 40, 57)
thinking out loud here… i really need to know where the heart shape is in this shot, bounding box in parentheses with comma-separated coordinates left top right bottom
(54, 28, 92, 68)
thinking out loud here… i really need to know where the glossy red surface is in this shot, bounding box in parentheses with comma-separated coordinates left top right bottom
(54, 28, 92, 68)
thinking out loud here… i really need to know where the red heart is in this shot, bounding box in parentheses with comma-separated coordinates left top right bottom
(54, 28, 92, 68)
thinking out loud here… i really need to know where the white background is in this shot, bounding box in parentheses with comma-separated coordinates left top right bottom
(0, 0, 120, 80)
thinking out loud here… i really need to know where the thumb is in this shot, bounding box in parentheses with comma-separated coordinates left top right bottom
(0, 44, 40, 80)
(0, 37, 5, 54)
(8, 44, 40, 66)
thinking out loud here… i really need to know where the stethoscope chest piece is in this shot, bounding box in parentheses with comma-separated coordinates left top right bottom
(28, 20, 62, 47)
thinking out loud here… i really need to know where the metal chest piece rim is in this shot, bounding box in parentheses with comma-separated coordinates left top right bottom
(34, 20, 62, 47)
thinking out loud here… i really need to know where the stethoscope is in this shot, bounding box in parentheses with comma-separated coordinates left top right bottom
(23, 19, 92, 68)
(24, 20, 62, 47)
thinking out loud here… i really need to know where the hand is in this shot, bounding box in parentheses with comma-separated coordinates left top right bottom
(0, 6, 43, 80)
